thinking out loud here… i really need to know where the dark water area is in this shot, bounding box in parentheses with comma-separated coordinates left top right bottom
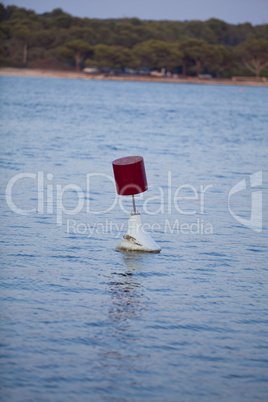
(0, 76, 268, 401)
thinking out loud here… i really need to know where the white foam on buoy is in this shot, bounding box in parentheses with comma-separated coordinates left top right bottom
(116, 213, 161, 253)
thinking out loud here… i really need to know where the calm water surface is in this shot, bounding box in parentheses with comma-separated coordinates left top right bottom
(0, 76, 268, 401)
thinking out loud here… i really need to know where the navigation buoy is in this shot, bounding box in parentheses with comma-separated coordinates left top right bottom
(112, 156, 161, 253)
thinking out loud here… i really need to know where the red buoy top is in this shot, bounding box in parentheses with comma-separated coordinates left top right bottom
(112, 156, 148, 196)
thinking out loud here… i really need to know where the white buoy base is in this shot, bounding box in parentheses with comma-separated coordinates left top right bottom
(116, 214, 161, 253)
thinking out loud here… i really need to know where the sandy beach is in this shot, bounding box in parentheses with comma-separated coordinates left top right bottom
(1, 67, 268, 87)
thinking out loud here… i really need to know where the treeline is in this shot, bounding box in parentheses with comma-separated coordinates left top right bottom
(0, 3, 268, 77)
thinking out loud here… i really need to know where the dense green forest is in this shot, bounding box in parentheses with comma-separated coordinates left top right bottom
(0, 3, 268, 77)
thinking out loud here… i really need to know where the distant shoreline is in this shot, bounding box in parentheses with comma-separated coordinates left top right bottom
(1, 67, 267, 87)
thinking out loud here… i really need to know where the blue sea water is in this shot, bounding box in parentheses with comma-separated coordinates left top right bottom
(0, 75, 268, 401)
